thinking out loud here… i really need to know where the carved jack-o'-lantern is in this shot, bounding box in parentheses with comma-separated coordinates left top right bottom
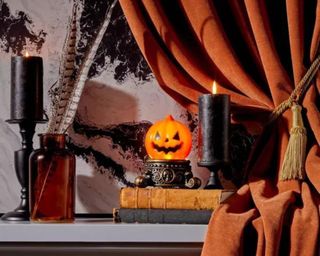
(145, 115, 192, 160)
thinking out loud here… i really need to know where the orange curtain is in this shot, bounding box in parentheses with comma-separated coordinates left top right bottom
(119, 0, 320, 254)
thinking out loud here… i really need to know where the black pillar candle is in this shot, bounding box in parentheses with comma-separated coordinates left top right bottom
(11, 56, 43, 120)
(198, 93, 230, 167)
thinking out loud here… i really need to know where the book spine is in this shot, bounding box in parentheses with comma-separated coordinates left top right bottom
(113, 208, 213, 224)
(120, 188, 233, 210)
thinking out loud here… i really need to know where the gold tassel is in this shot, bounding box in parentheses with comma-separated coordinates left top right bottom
(280, 104, 307, 181)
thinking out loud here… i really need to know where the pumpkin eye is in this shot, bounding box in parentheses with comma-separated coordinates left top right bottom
(173, 132, 180, 141)
(155, 131, 161, 140)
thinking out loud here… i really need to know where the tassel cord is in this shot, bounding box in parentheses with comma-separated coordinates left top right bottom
(268, 52, 320, 124)
(265, 52, 320, 181)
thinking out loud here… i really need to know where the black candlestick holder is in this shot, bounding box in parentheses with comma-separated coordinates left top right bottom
(198, 93, 230, 190)
(1, 118, 46, 221)
(204, 164, 223, 189)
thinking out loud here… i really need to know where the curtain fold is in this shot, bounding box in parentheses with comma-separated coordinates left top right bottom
(120, 0, 320, 254)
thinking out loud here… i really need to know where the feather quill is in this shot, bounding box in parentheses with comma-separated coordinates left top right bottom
(47, 3, 78, 133)
(49, 0, 119, 134)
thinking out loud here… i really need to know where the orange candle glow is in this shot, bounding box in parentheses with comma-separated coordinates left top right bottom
(212, 81, 217, 94)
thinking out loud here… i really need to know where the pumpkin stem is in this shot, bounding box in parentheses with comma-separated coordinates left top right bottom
(166, 115, 174, 121)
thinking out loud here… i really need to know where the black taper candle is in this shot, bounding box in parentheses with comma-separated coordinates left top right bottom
(198, 94, 230, 166)
(11, 56, 43, 120)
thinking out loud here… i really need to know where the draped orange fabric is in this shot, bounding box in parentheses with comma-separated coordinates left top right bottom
(119, 0, 320, 255)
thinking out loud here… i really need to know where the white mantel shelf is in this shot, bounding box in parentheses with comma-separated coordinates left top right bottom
(0, 218, 208, 243)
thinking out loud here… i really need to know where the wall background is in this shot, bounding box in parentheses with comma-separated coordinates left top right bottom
(0, 0, 253, 214)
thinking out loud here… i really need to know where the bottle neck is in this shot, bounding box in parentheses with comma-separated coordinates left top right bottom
(39, 134, 66, 150)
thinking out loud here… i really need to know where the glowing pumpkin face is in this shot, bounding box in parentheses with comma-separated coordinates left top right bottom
(145, 115, 192, 160)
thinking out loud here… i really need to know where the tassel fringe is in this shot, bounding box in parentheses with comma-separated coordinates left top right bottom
(280, 104, 307, 181)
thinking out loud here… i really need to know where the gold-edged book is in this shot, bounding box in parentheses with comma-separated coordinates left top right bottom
(120, 187, 234, 210)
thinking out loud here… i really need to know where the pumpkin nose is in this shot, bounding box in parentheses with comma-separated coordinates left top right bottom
(165, 138, 169, 142)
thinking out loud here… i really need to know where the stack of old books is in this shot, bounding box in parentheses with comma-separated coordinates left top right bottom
(113, 187, 234, 224)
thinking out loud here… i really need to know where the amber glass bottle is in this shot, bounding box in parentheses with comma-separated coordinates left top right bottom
(29, 134, 75, 222)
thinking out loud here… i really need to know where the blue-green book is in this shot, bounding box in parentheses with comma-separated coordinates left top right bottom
(113, 208, 212, 224)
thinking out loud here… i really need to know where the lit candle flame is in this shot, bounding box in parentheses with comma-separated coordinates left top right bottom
(212, 81, 217, 94)
(25, 51, 29, 57)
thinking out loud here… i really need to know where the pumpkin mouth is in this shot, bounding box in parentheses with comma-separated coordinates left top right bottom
(152, 142, 182, 154)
